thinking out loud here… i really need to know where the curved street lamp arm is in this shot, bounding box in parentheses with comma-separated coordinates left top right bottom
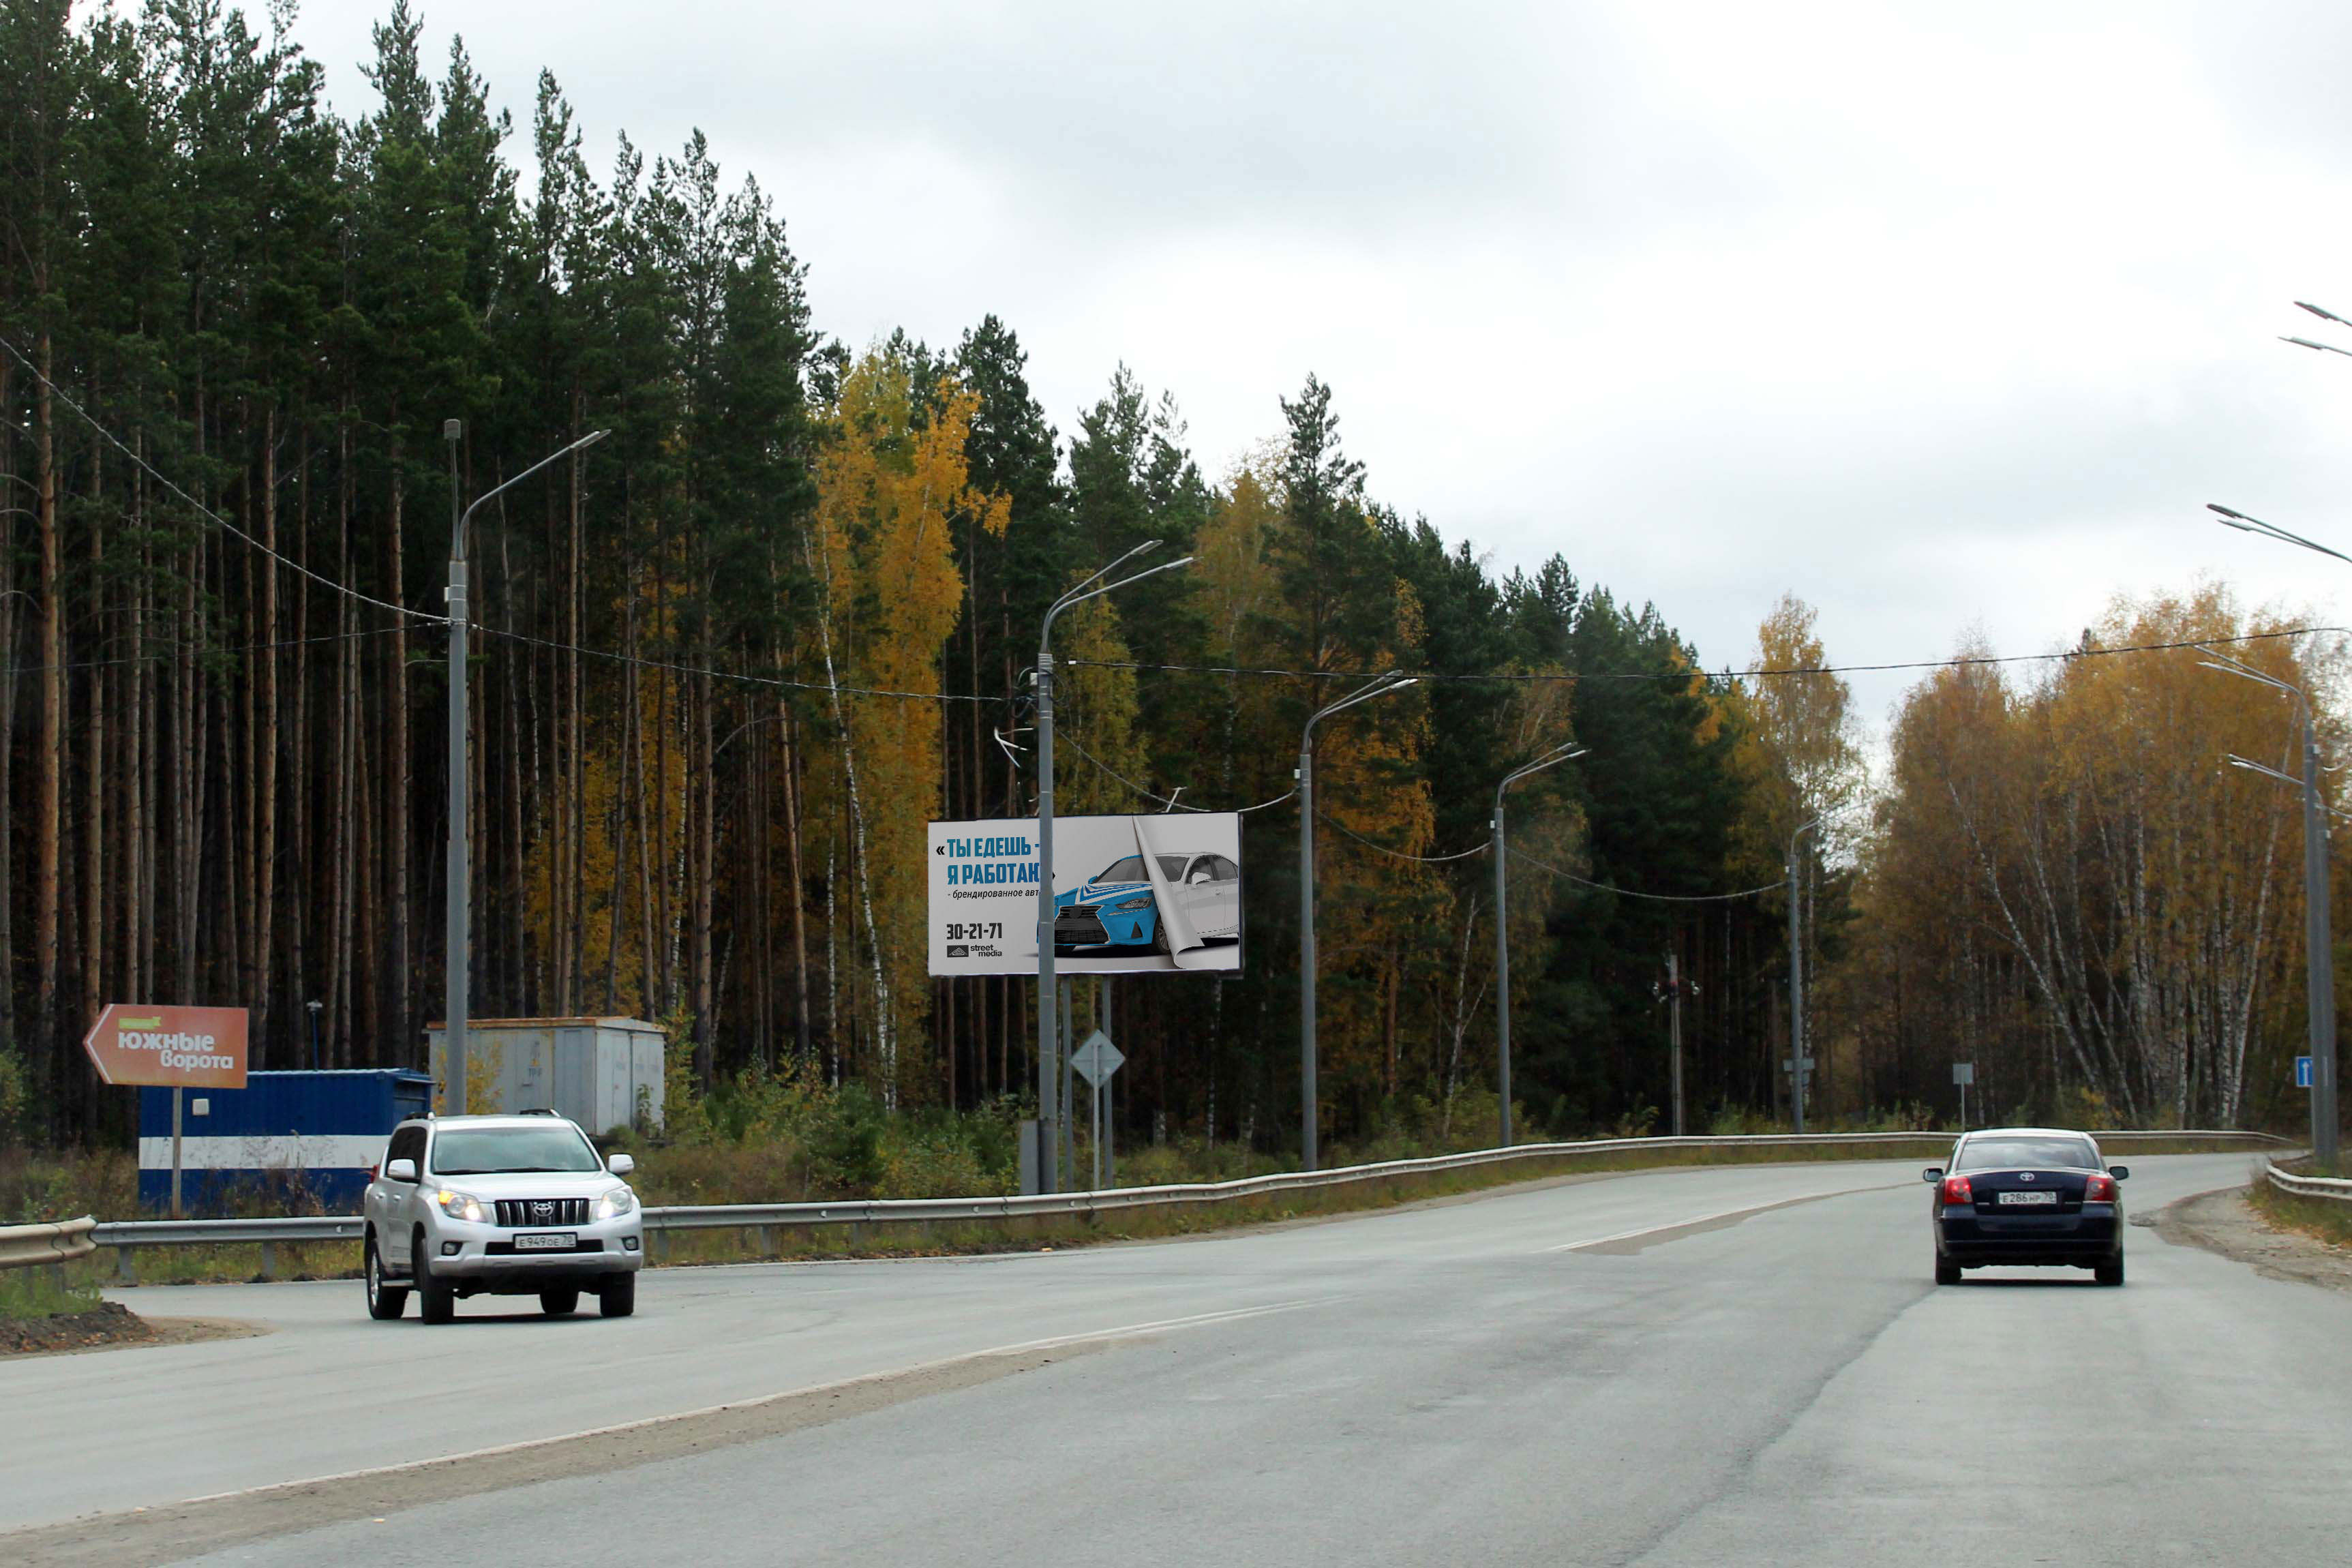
(2197, 652, 2311, 718)
(2207, 502, 2352, 568)
(1304, 672, 1417, 741)
(1051, 539, 1162, 617)
(454, 428, 609, 562)
(2228, 753, 2306, 791)
(1497, 742, 1588, 809)
(1042, 555, 1194, 651)
(2283, 335, 2352, 359)
(2297, 300, 2352, 329)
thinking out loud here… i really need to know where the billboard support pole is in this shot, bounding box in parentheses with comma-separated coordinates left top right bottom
(1034, 545, 1191, 1197)
(170, 1085, 184, 1219)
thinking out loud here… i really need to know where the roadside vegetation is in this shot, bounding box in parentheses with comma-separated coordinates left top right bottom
(1, 1065, 2276, 1289)
(2247, 1176, 2352, 1251)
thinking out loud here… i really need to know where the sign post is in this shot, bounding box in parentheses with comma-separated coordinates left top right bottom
(1953, 1061, 1975, 1131)
(82, 1004, 249, 1218)
(1071, 1029, 1126, 1192)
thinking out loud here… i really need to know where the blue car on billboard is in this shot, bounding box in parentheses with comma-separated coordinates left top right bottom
(1053, 851, 1241, 956)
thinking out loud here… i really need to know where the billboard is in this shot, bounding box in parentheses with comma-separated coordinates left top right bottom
(929, 813, 1243, 976)
(82, 1003, 250, 1089)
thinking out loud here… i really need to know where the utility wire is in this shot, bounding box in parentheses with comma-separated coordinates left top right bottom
(0, 621, 408, 680)
(1067, 622, 2347, 687)
(472, 622, 1007, 707)
(1318, 811, 1492, 863)
(1510, 846, 1786, 903)
(0, 331, 449, 629)
(1058, 725, 1299, 814)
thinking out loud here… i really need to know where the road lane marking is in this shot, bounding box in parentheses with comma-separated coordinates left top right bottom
(175, 1295, 1323, 1507)
(2, 1298, 1329, 1565)
(1542, 1181, 1910, 1254)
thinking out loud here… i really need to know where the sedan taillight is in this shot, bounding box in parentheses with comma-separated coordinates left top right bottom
(2083, 1173, 2117, 1203)
(1940, 1175, 1973, 1205)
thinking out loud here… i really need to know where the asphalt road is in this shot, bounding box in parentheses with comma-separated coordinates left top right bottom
(10, 1153, 2347, 1565)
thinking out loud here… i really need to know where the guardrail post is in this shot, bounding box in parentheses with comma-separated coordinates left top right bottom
(115, 1247, 137, 1286)
(257, 1242, 276, 1281)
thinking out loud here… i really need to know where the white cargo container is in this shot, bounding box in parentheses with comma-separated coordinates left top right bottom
(424, 1016, 665, 1134)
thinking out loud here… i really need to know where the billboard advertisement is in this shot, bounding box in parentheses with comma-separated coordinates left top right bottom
(929, 813, 1243, 976)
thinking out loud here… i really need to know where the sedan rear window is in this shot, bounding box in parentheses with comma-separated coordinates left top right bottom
(1955, 1136, 2099, 1173)
(429, 1126, 601, 1175)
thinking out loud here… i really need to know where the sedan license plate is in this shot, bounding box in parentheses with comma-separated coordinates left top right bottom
(1995, 1190, 2058, 1207)
(513, 1231, 577, 1250)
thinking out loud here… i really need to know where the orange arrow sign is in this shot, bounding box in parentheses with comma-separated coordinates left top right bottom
(82, 1004, 249, 1089)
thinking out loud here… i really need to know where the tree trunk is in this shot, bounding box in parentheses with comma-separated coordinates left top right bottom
(33, 329, 63, 1091)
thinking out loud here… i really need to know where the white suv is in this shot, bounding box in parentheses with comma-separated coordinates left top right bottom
(363, 1112, 645, 1323)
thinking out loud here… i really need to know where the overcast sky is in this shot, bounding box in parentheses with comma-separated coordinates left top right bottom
(284, 0, 2352, 740)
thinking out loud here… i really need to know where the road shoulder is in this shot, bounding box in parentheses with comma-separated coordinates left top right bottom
(2147, 1185, 2352, 1295)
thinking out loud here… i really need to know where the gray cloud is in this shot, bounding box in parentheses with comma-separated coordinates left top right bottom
(286, 0, 2352, 747)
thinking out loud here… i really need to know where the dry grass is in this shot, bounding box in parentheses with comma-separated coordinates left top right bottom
(2245, 1179, 2352, 1250)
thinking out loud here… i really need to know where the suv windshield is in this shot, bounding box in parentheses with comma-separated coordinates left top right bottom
(429, 1126, 601, 1175)
(1955, 1136, 2099, 1173)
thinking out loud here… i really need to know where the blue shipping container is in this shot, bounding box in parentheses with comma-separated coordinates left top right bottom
(138, 1069, 433, 1213)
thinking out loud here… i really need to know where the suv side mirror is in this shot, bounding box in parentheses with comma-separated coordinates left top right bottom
(607, 1153, 635, 1176)
(2107, 1164, 2129, 1181)
(1921, 1167, 1944, 1183)
(385, 1157, 417, 1182)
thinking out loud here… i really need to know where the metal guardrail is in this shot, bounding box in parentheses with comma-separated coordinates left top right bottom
(2263, 1158, 2352, 1202)
(72, 1126, 2289, 1278)
(0, 1216, 96, 1271)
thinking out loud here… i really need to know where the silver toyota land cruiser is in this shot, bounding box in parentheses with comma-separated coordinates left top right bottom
(363, 1111, 645, 1323)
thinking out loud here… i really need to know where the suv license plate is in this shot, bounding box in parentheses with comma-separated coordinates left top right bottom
(1996, 1191, 2058, 1207)
(514, 1232, 577, 1250)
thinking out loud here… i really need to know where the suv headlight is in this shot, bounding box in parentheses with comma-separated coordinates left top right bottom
(1112, 895, 1154, 911)
(431, 1188, 492, 1224)
(595, 1186, 637, 1221)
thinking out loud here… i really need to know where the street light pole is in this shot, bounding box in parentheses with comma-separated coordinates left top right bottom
(1034, 543, 1192, 1191)
(442, 421, 607, 1113)
(1299, 672, 1417, 1171)
(1786, 815, 1823, 1135)
(1492, 742, 1584, 1147)
(2203, 650, 2340, 1169)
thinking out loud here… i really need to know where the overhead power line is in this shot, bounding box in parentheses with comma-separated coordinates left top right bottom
(1057, 726, 1299, 814)
(0, 331, 446, 629)
(1317, 811, 1491, 864)
(1511, 847, 1786, 903)
(1066, 622, 2347, 687)
(1, 622, 408, 680)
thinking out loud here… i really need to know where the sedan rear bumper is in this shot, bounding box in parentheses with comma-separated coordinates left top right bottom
(1937, 1204, 2120, 1266)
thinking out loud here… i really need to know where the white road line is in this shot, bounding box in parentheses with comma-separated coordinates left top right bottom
(173, 1298, 1321, 1509)
(1542, 1182, 1906, 1253)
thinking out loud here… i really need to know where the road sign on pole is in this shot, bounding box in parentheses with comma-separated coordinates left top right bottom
(1953, 1062, 1974, 1130)
(1071, 1031, 1124, 1192)
(1072, 1030, 1124, 1087)
(2298, 1055, 2315, 1089)
(81, 1004, 249, 1219)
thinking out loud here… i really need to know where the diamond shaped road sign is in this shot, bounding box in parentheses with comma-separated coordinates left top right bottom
(1071, 1029, 1125, 1087)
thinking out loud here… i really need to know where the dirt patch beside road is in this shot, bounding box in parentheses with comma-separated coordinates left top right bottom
(0, 1303, 262, 1359)
(2146, 1185, 2352, 1295)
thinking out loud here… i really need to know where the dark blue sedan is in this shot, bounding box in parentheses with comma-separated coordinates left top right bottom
(1924, 1128, 2128, 1286)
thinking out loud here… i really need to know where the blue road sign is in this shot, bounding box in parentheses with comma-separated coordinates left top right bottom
(2297, 1055, 2314, 1089)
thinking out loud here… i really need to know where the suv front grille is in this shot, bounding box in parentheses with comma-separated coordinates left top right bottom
(494, 1197, 591, 1228)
